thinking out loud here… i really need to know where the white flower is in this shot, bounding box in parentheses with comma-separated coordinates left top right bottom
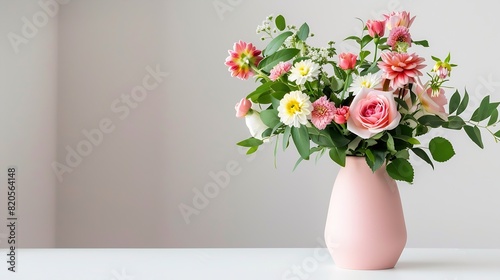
(245, 111, 268, 140)
(277, 91, 312, 127)
(348, 73, 382, 94)
(288, 60, 320, 85)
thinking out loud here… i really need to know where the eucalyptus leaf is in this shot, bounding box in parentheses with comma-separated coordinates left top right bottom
(275, 15, 286, 31)
(258, 48, 300, 72)
(260, 109, 280, 128)
(297, 23, 310, 41)
(283, 125, 291, 151)
(263, 31, 293, 56)
(291, 125, 311, 159)
(237, 137, 264, 147)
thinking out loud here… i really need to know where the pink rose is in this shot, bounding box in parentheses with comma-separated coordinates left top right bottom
(235, 98, 252, 118)
(413, 79, 448, 121)
(366, 19, 386, 37)
(333, 106, 350, 124)
(338, 52, 357, 70)
(347, 88, 402, 139)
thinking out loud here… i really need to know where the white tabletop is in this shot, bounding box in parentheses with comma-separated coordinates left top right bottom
(1, 248, 499, 280)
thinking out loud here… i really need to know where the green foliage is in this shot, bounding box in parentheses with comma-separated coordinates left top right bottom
(387, 158, 414, 183)
(429, 137, 455, 162)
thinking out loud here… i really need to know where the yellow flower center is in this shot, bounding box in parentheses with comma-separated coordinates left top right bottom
(298, 65, 310, 76)
(361, 80, 372, 88)
(286, 100, 302, 115)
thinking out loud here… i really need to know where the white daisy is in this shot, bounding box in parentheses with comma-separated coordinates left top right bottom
(288, 60, 320, 85)
(348, 73, 382, 94)
(277, 91, 313, 127)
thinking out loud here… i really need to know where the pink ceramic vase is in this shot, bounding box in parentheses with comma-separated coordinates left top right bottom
(324, 156, 407, 270)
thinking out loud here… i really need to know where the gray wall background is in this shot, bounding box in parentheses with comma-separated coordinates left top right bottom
(1, 0, 500, 248)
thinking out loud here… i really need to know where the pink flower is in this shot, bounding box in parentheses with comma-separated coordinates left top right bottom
(311, 96, 336, 130)
(347, 88, 402, 139)
(413, 79, 448, 120)
(225, 41, 263, 80)
(333, 106, 350, 124)
(366, 19, 386, 38)
(269, 61, 292, 81)
(235, 98, 252, 118)
(387, 26, 412, 50)
(338, 52, 357, 70)
(378, 52, 426, 89)
(384, 11, 415, 30)
(436, 67, 449, 80)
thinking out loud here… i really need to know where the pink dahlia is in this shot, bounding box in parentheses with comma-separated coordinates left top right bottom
(311, 96, 336, 130)
(378, 52, 426, 89)
(269, 61, 292, 81)
(225, 41, 263, 80)
(387, 26, 412, 50)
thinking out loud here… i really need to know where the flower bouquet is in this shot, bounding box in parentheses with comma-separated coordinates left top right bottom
(225, 12, 500, 184)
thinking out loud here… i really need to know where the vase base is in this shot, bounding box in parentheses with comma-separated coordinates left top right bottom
(334, 264, 395, 270)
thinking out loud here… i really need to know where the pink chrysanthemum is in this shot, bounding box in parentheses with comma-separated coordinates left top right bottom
(269, 61, 292, 81)
(387, 26, 412, 50)
(311, 96, 336, 130)
(378, 52, 426, 89)
(225, 41, 263, 80)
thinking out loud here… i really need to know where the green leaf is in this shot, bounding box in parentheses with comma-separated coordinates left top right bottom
(418, 115, 445, 128)
(237, 137, 264, 147)
(246, 81, 272, 102)
(359, 50, 371, 61)
(260, 109, 280, 128)
(387, 134, 396, 154)
(394, 97, 409, 111)
(464, 125, 484, 149)
(412, 40, 429, 47)
(456, 89, 469, 115)
(282, 125, 291, 151)
(471, 96, 491, 122)
(246, 146, 259, 155)
(394, 149, 410, 160)
(429, 137, 456, 162)
(411, 147, 434, 169)
(270, 81, 291, 92)
(292, 156, 304, 171)
(448, 90, 461, 115)
(494, 130, 500, 138)
(442, 115, 466, 130)
(344, 35, 361, 44)
(297, 23, 310, 41)
(263, 31, 293, 56)
(386, 158, 414, 183)
(329, 146, 347, 167)
(258, 48, 300, 72)
(393, 135, 421, 145)
(365, 149, 385, 172)
(361, 34, 373, 49)
(275, 15, 286, 31)
(291, 125, 310, 159)
(489, 109, 499, 126)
